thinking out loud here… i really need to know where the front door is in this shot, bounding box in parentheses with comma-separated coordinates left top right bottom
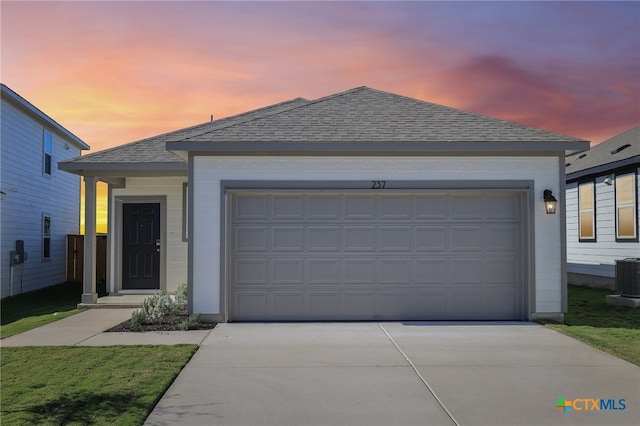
(122, 203, 160, 290)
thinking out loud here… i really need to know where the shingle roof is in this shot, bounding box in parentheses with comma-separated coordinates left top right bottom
(60, 97, 309, 165)
(61, 86, 588, 173)
(181, 87, 586, 143)
(565, 125, 639, 179)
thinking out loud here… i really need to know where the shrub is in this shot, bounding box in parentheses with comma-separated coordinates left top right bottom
(130, 283, 189, 325)
(178, 313, 201, 331)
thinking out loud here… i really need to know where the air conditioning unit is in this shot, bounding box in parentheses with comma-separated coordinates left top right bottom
(615, 258, 640, 298)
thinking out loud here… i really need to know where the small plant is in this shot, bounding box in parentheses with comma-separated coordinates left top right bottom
(178, 313, 201, 331)
(130, 283, 189, 325)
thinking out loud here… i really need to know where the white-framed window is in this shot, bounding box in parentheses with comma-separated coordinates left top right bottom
(43, 214, 51, 259)
(615, 172, 638, 241)
(578, 181, 595, 241)
(43, 130, 53, 176)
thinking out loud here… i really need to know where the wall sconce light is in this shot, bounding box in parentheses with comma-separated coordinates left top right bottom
(543, 189, 557, 214)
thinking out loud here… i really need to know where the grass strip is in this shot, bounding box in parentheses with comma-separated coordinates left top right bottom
(0, 345, 197, 425)
(1, 282, 83, 339)
(547, 285, 640, 366)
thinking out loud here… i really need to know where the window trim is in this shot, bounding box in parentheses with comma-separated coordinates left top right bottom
(182, 183, 188, 242)
(43, 130, 52, 176)
(614, 172, 638, 242)
(42, 214, 51, 260)
(578, 180, 596, 242)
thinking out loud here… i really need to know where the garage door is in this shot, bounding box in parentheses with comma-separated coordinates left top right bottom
(228, 190, 524, 321)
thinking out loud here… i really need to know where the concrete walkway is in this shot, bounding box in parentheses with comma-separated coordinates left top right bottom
(1, 308, 212, 346)
(145, 323, 640, 426)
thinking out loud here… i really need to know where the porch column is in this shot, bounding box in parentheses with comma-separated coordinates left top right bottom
(82, 176, 98, 304)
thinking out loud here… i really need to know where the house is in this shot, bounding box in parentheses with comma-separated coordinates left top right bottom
(60, 87, 588, 322)
(565, 126, 640, 289)
(1, 84, 90, 297)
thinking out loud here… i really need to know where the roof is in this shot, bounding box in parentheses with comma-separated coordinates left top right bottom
(565, 125, 639, 181)
(61, 86, 588, 176)
(1, 83, 90, 150)
(180, 87, 587, 144)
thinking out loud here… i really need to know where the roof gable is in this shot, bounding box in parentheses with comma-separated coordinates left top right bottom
(565, 125, 639, 180)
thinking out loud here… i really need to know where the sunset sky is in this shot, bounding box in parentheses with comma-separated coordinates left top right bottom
(2, 1, 639, 232)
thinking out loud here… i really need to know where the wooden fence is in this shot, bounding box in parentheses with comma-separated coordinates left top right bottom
(66, 234, 107, 283)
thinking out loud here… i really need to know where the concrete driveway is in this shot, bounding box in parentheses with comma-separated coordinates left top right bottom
(145, 323, 639, 426)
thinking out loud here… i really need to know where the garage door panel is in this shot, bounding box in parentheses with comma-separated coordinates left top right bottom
(229, 191, 524, 321)
(272, 226, 305, 251)
(486, 225, 519, 251)
(234, 195, 269, 220)
(308, 259, 341, 284)
(236, 227, 269, 252)
(308, 293, 341, 316)
(450, 259, 484, 284)
(379, 226, 413, 251)
(415, 260, 447, 283)
(271, 293, 304, 317)
(380, 196, 412, 219)
(379, 260, 412, 284)
(308, 196, 342, 219)
(451, 226, 484, 251)
(344, 259, 375, 284)
(486, 195, 520, 220)
(308, 227, 341, 251)
(451, 196, 485, 219)
(344, 227, 376, 251)
(272, 196, 305, 219)
(235, 259, 268, 285)
(345, 196, 376, 219)
(415, 195, 448, 219)
(415, 226, 448, 251)
(344, 292, 375, 317)
(376, 292, 413, 317)
(272, 259, 304, 284)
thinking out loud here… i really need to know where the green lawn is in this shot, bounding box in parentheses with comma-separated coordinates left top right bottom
(0, 345, 197, 425)
(1, 282, 84, 339)
(548, 285, 640, 366)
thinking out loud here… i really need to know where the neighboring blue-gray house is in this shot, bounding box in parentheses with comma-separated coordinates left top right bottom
(61, 87, 588, 321)
(565, 126, 640, 288)
(1, 84, 90, 297)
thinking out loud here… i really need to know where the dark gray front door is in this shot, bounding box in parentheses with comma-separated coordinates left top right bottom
(122, 203, 160, 290)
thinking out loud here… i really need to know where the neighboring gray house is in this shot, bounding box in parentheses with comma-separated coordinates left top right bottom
(565, 126, 640, 288)
(1, 84, 90, 297)
(60, 87, 588, 322)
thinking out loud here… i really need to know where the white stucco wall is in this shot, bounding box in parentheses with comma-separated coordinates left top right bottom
(110, 176, 187, 293)
(191, 155, 564, 319)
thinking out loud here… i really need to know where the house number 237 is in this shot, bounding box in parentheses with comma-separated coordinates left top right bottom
(371, 180, 386, 189)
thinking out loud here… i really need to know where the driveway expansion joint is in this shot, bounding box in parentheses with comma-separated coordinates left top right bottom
(377, 322, 460, 426)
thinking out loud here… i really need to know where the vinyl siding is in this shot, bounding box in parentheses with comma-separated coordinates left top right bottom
(192, 155, 564, 318)
(1, 99, 83, 297)
(110, 177, 187, 293)
(566, 169, 640, 277)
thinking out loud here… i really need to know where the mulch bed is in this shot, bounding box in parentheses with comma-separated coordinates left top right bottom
(106, 314, 217, 332)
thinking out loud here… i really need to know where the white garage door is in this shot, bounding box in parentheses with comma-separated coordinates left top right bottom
(228, 190, 524, 321)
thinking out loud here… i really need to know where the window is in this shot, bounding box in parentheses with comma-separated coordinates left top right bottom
(578, 181, 595, 241)
(43, 130, 52, 175)
(615, 173, 637, 241)
(43, 215, 51, 259)
(182, 183, 188, 242)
